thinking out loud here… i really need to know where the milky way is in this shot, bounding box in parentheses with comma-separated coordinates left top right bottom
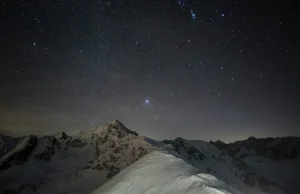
(0, 0, 299, 142)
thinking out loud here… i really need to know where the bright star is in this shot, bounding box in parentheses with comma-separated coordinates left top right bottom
(190, 10, 196, 20)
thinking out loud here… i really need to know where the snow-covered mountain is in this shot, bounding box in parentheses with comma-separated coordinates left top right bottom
(0, 120, 155, 194)
(0, 120, 299, 194)
(209, 137, 300, 194)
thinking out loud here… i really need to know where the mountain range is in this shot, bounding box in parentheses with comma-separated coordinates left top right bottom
(0, 120, 299, 194)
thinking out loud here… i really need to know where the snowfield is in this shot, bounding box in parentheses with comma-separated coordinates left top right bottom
(92, 149, 242, 194)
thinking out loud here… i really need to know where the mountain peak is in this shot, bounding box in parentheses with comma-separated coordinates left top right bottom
(110, 120, 123, 127)
(108, 120, 126, 131)
(54, 132, 69, 140)
(106, 120, 138, 136)
(247, 136, 256, 141)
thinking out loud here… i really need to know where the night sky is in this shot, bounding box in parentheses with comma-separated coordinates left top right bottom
(0, 0, 299, 142)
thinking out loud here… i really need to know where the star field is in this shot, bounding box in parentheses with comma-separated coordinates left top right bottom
(0, 0, 299, 142)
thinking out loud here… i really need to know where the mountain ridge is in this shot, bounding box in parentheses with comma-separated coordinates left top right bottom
(0, 120, 156, 194)
(0, 120, 299, 194)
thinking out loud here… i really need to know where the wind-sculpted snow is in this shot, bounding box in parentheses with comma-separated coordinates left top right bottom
(91, 150, 241, 194)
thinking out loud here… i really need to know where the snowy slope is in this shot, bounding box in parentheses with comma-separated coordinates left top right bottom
(162, 138, 289, 194)
(91, 149, 242, 194)
(92, 136, 291, 194)
(242, 155, 300, 194)
(209, 137, 300, 194)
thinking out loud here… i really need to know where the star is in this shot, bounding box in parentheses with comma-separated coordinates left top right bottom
(1, 0, 298, 148)
(190, 10, 196, 20)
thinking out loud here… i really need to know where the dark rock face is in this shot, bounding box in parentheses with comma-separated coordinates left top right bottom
(19, 178, 45, 191)
(209, 140, 226, 150)
(34, 136, 60, 161)
(164, 138, 205, 161)
(69, 138, 87, 147)
(1, 178, 46, 194)
(54, 132, 68, 141)
(162, 140, 173, 144)
(106, 166, 121, 179)
(83, 121, 153, 175)
(107, 120, 139, 138)
(210, 136, 300, 159)
(0, 136, 20, 158)
(209, 137, 300, 194)
(1, 189, 20, 194)
(0, 135, 37, 170)
(0, 140, 9, 158)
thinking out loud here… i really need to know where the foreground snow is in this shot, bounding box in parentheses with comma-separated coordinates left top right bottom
(92, 149, 241, 194)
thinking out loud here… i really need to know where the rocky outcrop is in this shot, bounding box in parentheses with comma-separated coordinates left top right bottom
(209, 136, 299, 194)
(81, 120, 153, 178)
(34, 136, 61, 161)
(163, 137, 205, 162)
(0, 135, 37, 170)
(0, 136, 20, 158)
(209, 140, 226, 150)
(0, 138, 9, 158)
(54, 132, 69, 141)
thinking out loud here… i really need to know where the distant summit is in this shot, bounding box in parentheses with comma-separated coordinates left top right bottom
(210, 136, 300, 159)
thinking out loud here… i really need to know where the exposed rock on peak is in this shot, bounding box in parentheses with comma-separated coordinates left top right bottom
(68, 120, 139, 148)
(0, 136, 19, 158)
(247, 136, 256, 141)
(163, 137, 205, 162)
(33, 135, 61, 162)
(107, 120, 138, 137)
(54, 132, 69, 141)
(82, 121, 154, 177)
(209, 140, 226, 150)
(109, 120, 125, 130)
